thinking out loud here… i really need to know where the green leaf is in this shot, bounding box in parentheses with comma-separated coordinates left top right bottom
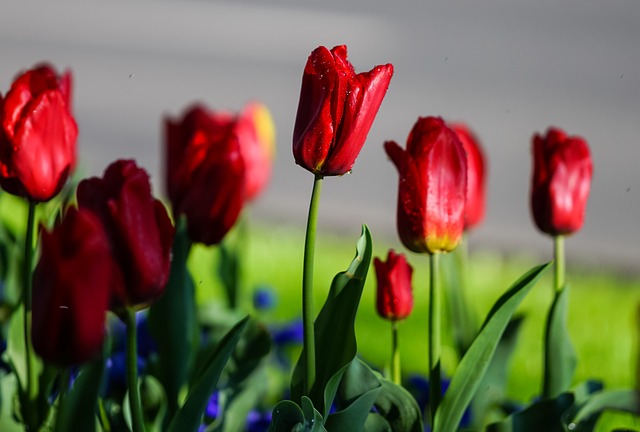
(291, 226, 373, 414)
(55, 356, 106, 432)
(167, 315, 249, 432)
(543, 285, 577, 398)
(486, 392, 575, 432)
(433, 263, 550, 432)
(148, 217, 197, 419)
(471, 316, 524, 429)
(6, 306, 41, 394)
(568, 389, 640, 431)
(370, 378, 423, 432)
(441, 248, 477, 357)
(268, 400, 305, 431)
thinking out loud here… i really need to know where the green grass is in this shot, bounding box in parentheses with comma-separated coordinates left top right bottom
(190, 221, 640, 407)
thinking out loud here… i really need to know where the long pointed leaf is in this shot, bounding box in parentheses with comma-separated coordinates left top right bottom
(148, 218, 197, 420)
(168, 316, 249, 432)
(291, 226, 373, 414)
(543, 285, 577, 398)
(433, 263, 550, 432)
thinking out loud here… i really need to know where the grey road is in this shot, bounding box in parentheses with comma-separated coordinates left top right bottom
(1, 0, 639, 270)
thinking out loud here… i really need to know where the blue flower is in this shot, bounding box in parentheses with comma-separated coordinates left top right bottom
(253, 285, 277, 311)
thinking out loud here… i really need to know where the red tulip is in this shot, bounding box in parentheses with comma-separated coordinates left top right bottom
(32, 207, 113, 365)
(385, 117, 467, 254)
(237, 102, 276, 201)
(77, 160, 174, 308)
(374, 250, 414, 321)
(531, 127, 593, 236)
(451, 123, 486, 230)
(0, 64, 77, 202)
(165, 105, 246, 245)
(293, 45, 394, 176)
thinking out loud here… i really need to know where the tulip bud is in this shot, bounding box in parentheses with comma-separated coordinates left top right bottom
(293, 45, 394, 176)
(531, 127, 593, 236)
(450, 123, 486, 230)
(77, 160, 175, 308)
(165, 105, 246, 245)
(32, 208, 113, 365)
(0, 64, 77, 202)
(385, 117, 467, 254)
(374, 250, 414, 321)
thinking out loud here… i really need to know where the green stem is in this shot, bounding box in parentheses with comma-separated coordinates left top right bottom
(125, 308, 145, 432)
(428, 252, 442, 427)
(391, 321, 401, 385)
(22, 200, 38, 427)
(554, 235, 565, 293)
(302, 174, 323, 396)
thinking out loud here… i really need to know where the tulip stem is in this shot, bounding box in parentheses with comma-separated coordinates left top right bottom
(428, 252, 442, 427)
(301, 174, 323, 397)
(22, 200, 39, 428)
(554, 235, 565, 292)
(125, 308, 145, 432)
(391, 321, 401, 385)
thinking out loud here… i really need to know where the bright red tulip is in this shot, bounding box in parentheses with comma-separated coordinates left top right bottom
(374, 250, 414, 321)
(531, 127, 593, 236)
(165, 105, 246, 245)
(385, 117, 467, 254)
(293, 45, 394, 176)
(451, 123, 486, 230)
(77, 160, 174, 308)
(237, 102, 276, 201)
(32, 207, 113, 365)
(0, 64, 77, 202)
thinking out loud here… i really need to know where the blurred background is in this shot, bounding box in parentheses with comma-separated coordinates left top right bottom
(1, 0, 639, 271)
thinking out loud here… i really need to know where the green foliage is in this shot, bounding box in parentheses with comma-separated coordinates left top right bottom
(433, 263, 550, 432)
(290, 225, 373, 413)
(148, 217, 198, 420)
(543, 285, 578, 398)
(168, 315, 249, 432)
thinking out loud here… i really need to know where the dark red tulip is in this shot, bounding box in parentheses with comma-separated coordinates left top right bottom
(0, 64, 77, 202)
(77, 160, 174, 308)
(32, 207, 113, 365)
(236, 102, 275, 201)
(531, 127, 593, 236)
(451, 123, 486, 230)
(374, 250, 414, 321)
(385, 117, 467, 254)
(165, 105, 246, 245)
(293, 45, 394, 176)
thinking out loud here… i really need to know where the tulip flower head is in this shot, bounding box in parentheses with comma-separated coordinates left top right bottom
(531, 127, 593, 236)
(293, 45, 394, 176)
(237, 102, 276, 201)
(385, 117, 468, 254)
(0, 64, 77, 202)
(451, 123, 486, 230)
(165, 105, 247, 245)
(77, 160, 175, 308)
(32, 207, 113, 365)
(374, 250, 414, 321)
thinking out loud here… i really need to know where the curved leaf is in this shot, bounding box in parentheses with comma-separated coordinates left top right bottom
(434, 263, 550, 432)
(291, 226, 373, 414)
(543, 284, 577, 398)
(168, 315, 249, 432)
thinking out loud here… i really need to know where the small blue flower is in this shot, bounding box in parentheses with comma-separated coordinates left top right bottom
(253, 285, 278, 311)
(246, 409, 272, 432)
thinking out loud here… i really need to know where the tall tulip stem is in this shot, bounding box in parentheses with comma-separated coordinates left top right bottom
(554, 235, 565, 292)
(428, 252, 442, 426)
(391, 321, 401, 385)
(22, 200, 38, 426)
(125, 308, 145, 432)
(302, 174, 323, 396)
